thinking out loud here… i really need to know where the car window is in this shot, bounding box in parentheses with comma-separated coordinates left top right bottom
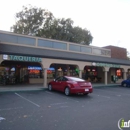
(62, 77, 68, 81)
(67, 77, 85, 81)
(55, 77, 62, 81)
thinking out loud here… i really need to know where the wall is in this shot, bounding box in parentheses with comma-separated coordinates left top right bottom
(0, 55, 3, 64)
(103, 45, 127, 59)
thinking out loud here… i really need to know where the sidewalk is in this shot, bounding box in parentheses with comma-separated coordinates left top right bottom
(0, 83, 121, 92)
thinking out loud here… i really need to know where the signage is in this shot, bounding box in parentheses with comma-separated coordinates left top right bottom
(28, 66, 42, 70)
(9, 55, 42, 62)
(92, 62, 120, 68)
(3, 55, 8, 60)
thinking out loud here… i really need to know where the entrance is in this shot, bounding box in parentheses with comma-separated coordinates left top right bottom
(47, 63, 79, 82)
(0, 60, 43, 85)
(83, 66, 103, 83)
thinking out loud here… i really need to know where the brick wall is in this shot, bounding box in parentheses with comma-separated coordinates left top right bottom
(103, 45, 127, 59)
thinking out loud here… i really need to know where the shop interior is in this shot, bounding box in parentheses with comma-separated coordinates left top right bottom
(0, 60, 43, 85)
(0, 60, 124, 85)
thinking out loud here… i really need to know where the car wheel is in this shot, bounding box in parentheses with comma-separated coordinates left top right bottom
(122, 83, 127, 87)
(48, 84, 52, 91)
(65, 87, 70, 96)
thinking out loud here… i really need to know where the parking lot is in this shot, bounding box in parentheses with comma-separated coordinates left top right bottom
(0, 85, 130, 130)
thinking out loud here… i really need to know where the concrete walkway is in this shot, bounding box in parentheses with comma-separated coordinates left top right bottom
(0, 83, 121, 92)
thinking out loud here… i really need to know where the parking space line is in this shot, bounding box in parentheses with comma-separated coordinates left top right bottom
(0, 107, 23, 111)
(0, 117, 6, 122)
(15, 93, 40, 107)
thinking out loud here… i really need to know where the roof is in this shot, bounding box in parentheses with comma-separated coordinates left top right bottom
(0, 43, 130, 65)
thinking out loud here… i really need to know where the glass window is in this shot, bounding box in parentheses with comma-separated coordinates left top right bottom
(81, 46, 92, 53)
(93, 48, 102, 55)
(0, 33, 35, 46)
(55, 77, 62, 81)
(116, 69, 123, 79)
(101, 50, 111, 56)
(0, 33, 18, 43)
(62, 77, 68, 81)
(38, 39, 53, 48)
(18, 36, 35, 46)
(69, 44, 80, 52)
(53, 42, 67, 50)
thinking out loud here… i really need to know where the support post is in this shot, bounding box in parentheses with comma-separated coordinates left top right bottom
(123, 71, 127, 80)
(43, 68, 47, 87)
(105, 71, 108, 85)
(79, 70, 82, 78)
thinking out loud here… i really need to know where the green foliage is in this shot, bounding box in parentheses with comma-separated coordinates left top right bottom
(11, 5, 93, 45)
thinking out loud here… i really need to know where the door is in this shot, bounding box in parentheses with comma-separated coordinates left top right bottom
(57, 77, 68, 92)
(53, 77, 62, 90)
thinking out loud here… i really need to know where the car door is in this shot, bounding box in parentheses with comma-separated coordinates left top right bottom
(53, 77, 63, 91)
(58, 77, 68, 92)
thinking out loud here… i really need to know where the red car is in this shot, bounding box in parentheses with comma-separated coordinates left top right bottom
(48, 76, 93, 96)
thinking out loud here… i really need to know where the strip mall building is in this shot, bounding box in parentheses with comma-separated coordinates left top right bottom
(0, 30, 130, 87)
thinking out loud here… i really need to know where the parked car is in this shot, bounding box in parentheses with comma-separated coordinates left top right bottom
(48, 76, 93, 96)
(121, 79, 130, 87)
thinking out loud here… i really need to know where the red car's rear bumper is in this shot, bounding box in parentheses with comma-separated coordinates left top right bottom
(70, 87, 93, 94)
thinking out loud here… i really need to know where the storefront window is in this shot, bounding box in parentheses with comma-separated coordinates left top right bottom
(84, 66, 99, 82)
(47, 68, 55, 79)
(28, 66, 42, 78)
(116, 69, 123, 78)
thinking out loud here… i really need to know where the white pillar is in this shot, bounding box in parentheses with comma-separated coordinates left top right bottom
(123, 72, 127, 80)
(43, 68, 47, 87)
(105, 71, 108, 85)
(79, 70, 82, 78)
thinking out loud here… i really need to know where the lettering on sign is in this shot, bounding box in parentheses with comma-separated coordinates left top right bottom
(92, 62, 120, 68)
(9, 55, 42, 62)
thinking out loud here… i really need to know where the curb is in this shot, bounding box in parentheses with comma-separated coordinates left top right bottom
(0, 88, 48, 93)
(0, 84, 121, 93)
(93, 84, 120, 88)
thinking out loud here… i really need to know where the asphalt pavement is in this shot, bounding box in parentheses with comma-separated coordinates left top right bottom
(0, 83, 120, 92)
(0, 85, 130, 130)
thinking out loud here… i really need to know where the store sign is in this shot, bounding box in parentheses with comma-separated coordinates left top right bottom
(28, 66, 42, 70)
(3, 55, 8, 60)
(9, 55, 42, 62)
(92, 62, 120, 68)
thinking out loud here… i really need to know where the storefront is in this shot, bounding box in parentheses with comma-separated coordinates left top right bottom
(1, 30, 130, 86)
(0, 55, 43, 84)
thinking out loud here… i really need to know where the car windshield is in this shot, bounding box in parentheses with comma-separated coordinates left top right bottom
(67, 77, 85, 81)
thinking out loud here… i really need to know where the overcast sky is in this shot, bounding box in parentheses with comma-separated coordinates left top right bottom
(0, 0, 130, 51)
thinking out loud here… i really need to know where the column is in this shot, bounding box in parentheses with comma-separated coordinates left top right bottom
(123, 72, 127, 80)
(79, 70, 82, 78)
(43, 68, 47, 87)
(104, 71, 108, 85)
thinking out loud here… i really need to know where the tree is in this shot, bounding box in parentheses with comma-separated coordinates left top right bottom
(11, 5, 54, 35)
(11, 5, 93, 45)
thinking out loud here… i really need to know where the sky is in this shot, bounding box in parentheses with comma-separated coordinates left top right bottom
(0, 0, 130, 51)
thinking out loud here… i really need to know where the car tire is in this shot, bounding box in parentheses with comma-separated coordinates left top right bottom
(65, 87, 70, 96)
(48, 84, 52, 91)
(122, 83, 127, 87)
